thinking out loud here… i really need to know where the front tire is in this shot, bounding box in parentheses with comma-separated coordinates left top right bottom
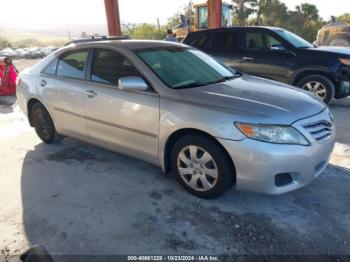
(171, 135, 234, 199)
(297, 75, 335, 104)
(31, 103, 63, 144)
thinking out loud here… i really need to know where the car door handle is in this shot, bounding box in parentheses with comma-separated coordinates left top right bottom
(84, 90, 98, 98)
(242, 57, 254, 61)
(40, 80, 47, 87)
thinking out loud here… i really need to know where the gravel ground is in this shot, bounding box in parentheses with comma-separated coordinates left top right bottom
(0, 60, 349, 259)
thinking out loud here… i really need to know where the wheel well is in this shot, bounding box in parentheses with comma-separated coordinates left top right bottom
(163, 128, 236, 184)
(27, 98, 41, 126)
(292, 70, 337, 87)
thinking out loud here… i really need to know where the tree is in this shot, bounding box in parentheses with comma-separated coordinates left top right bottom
(248, 0, 324, 42)
(165, 1, 194, 31)
(338, 13, 350, 23)
(295, 3, 320, 21)
(286, 3, 324, 42)
(0, 37, 12, 49)
(166, 12, 181, 30)
(251, 0, 269, 25)
(130, 24, 165, 40)
(232, 0, 256, 26)
(251, 0, 288, 27)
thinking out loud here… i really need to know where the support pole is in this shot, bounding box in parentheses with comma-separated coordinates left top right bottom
(104, 0, 122, 36)
(207, 0, 222, 29)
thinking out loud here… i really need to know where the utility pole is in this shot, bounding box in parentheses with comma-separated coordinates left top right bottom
(208, 0, 222, 29)
(104, 0, 122, 36)
(157, 18, 161, 31)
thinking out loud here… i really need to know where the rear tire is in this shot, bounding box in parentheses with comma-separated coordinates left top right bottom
(297, 75, 335, 104)
(329, 38, 350, 47)
(171, 135, 234, 199)
(31, 103, 63, 144)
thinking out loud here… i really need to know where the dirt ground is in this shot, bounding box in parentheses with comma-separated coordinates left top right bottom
(0, 59, 349, 258)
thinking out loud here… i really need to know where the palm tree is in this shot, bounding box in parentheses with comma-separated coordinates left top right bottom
(254, 0, 270, 25)
(232, 0, 256, 26)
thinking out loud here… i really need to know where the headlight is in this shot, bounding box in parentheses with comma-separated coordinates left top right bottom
(339, 58, 350, 66)
(235, 123, 309, 145)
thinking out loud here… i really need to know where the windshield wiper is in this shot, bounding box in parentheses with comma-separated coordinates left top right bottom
(173, 73, 241, 89)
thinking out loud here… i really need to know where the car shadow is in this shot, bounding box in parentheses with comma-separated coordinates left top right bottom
(20, 139, 350, 256)
(0, 95, 16, 114)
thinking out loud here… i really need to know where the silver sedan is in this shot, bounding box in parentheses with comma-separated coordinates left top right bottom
(17, 40, 335, 198)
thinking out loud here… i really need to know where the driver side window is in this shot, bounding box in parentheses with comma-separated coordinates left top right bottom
(265, 34, 283, 48)
(91, 49, 141, 85)
(244, 32, 283, 50)
(245, 32, 265, 50)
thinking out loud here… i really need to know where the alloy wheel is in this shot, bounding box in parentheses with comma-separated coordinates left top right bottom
(302, 81, 327, 99)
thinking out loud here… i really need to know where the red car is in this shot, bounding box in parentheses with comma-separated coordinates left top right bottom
(0, 56, 18, 96)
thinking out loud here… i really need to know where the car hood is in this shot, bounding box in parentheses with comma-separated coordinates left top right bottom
(179, 74, 326, 125)
(309, 46, 350, 56)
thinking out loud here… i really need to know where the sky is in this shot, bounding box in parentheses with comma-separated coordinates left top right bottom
(0, 0, 348, 29)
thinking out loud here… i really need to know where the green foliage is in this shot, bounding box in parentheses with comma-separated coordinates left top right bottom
(249, 0, 289, 27)
(232, 0, 256, 26)
(166, 12, 181, 30)
(235, 0, 325, 42)
(0, 36, 12, 49)
(165, 0, 195, 30)
(128, 24, 165, 40)
(338, 13, 350, 23)
(295, 3, 320, 21)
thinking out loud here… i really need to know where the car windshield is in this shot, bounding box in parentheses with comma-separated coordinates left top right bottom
(275, 29, 314, 48)
(136, 47, 239, 89)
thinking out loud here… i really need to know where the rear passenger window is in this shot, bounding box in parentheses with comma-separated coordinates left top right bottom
(212, 32, 229, 48)
(42, 58, 58, 76)
(91, 49, 141, 85)
(211, 31, 240, 49)
(57, 50, 88, 79)
(194, 34, 209, 49)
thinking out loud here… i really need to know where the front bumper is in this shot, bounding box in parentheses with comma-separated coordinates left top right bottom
(336, 65, 350, 99)
(218, 110, 336, 195)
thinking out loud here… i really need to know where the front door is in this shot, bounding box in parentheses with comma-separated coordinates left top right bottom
(239, 30, 295, 83)
(83, 48, 159, 159)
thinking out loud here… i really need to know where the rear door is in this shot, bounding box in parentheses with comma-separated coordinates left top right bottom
(207, 30, 242, 71)
(193, 30, 242, 71)
(239, 29, 295, 83)
(39, 49, 90, 137)
(83, 48, 160, 159)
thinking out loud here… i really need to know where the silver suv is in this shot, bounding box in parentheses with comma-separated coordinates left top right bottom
(17, 39, 335, 198)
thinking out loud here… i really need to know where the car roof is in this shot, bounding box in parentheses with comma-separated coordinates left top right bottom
(65, 40, 185, 51)
(187, 26, 284, 35)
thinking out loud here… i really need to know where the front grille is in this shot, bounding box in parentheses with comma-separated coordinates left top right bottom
(303, 120, 333, 143)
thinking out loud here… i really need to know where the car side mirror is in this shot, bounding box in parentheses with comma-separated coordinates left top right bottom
(270, 44, 286, 51)
(118, 76, 149, 92)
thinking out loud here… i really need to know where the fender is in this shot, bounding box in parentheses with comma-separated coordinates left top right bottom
(289, 66, 337, 86)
